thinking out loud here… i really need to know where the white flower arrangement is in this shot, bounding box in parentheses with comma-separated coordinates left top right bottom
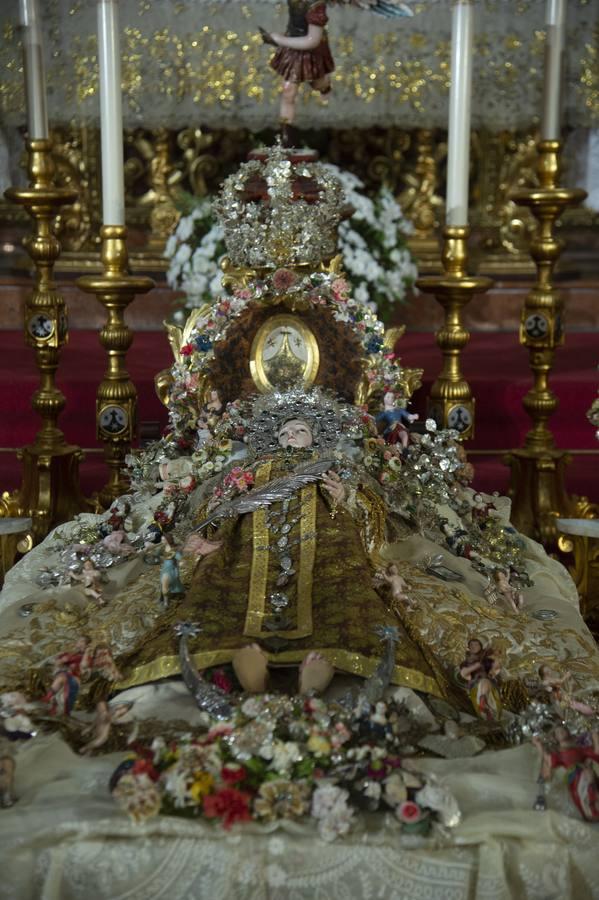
(165, 167, 417, 321)
(322, 164, 418, 321)
(165, 196, 227, 310)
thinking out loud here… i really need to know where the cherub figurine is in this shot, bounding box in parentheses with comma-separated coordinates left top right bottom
(260, 1, 335, 141)
(533, 726, 599, 821)
(376, 391, 419, 448)
(158, 536, 185, 607)
(79, 700, 133, 756)
(492, 569, 524, 614)
(260, 0, 413, 142)
(375, 563, 414, 608)
(458, 637, 503, 721)
(538, 665, 595, 717)
(42, 637, 122, 716)
(42, 636, 93, 716)
(71, 559, 105, 606)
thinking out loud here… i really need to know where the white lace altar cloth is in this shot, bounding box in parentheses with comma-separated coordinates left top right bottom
(0, 718, 598, 900)
(0, 0, 598, 132)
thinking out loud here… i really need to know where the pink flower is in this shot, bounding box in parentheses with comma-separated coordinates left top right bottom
(272, 268, 297, 292)
(206, 723, 233, 742)
(396, 800, 422, 823)
(235, 289, 252, 301)
(203, 787, 252, 829)
(331, 278, 350, 301)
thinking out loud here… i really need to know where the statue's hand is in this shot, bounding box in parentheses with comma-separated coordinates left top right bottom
(184, 534, 222, 557)
(321, 470, 346, 504)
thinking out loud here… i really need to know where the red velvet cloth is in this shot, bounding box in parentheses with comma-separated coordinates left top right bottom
(0, 330, 597, 497)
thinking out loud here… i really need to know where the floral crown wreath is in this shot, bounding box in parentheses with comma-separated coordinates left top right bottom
(242, 387, 359, 455)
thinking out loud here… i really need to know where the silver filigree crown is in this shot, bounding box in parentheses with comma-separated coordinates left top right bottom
(244, 388, 357, 455)
(212, 144, 345, 269)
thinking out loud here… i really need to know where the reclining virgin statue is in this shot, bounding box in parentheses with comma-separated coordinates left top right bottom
(1, 148, 599, 877)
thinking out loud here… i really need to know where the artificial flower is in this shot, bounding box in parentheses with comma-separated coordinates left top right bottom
(112, 773, 162, 823)
(203, 786, 252, 830)
(189, 771, 215, 802)
(254, 779, 310, 822)
(396, 800, 423, 824)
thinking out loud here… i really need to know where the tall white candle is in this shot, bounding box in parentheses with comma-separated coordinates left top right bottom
(97, 0, 125, 226)
(19, 0, 49, 140)
(445, 0, 474, 227)
(541, 0, 566, 141)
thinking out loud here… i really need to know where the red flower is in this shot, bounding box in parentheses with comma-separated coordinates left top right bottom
(132, 758, 159, 781)
(396, 800, 422, 823)
(180, 343, 194, 356)
(203, 787, 252, 829)
(221, 765, 247, 784)
(211, 668, 233, 693)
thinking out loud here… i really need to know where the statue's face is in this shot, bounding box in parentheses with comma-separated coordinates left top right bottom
(278, 418, 313, 449)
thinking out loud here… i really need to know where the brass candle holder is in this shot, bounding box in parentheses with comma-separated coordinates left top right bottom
(78, 226, 154, 508)
(4, 138, 86, 542)
(416, 226, 492, 440)
(505, 140, 586, 545)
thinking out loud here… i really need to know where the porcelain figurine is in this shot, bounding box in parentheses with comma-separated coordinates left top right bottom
(493, 569, 524, 614)
(71, 559, 105, 606)
(533, 726, 599, 822)
(539, 665, 596, 717)
(376, 391, 419, 448)
(458, 638, 503, 721)
(158, 536, 185, 607)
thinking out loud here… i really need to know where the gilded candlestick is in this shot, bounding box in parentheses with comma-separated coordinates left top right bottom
(505, 140, 586, 545)
(77, 226, 154, 508)
(416, 227, 492, 440)
(4, 138, 86, 541)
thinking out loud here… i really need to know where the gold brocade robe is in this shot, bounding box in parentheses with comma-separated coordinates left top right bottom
(119, 452, 440, 696)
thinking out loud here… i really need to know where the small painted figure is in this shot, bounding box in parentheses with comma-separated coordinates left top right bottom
(539, 665, 595, 717)
(375, 563, 413, 608)
(42, 638, 122, 716)
(71, 559, 105, 606)
(458, 638, 503, 721)
(159, 536, 185, 607)
(260, 0, 335, 138)
(42, 636, 93, 716)
(533, 726, 599, 822)
(376, 391, 419, 448)
(102, 529, 136, 557)
(0, 753, 15, 808)
(79, 700, 133, 756)
(493, 569, 524, 614)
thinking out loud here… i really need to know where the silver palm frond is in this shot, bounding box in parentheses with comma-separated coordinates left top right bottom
(193, 458, 335, 533)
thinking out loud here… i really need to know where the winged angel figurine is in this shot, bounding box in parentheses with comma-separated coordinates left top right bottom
(259, 0, 415, 139)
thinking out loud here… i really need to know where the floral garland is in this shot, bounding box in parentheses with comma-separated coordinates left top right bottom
(110, 691, 460, 840)
(165, 164, 416, 321)
(167, 266, 408, 444)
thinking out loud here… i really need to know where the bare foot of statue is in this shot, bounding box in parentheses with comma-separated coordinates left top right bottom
(233, 644, 269, 693)
(299, 651, 334, 695)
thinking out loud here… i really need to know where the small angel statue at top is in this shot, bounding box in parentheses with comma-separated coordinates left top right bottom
(260, 0, 414, 143)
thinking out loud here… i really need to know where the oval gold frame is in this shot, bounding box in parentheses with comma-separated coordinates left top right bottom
(249, 314, 320, 394)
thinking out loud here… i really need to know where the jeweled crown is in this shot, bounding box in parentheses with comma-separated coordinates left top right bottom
(212, 144, 346, 269)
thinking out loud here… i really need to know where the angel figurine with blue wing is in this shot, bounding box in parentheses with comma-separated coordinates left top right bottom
(259, 0, 414, 142)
